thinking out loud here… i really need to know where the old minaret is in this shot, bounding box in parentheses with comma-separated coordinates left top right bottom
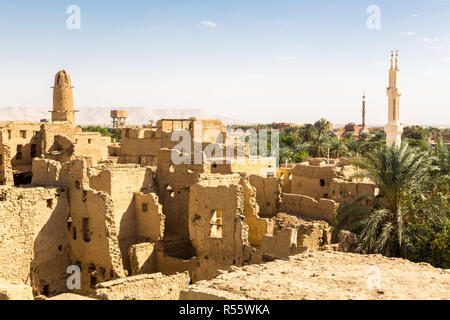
(51, 70, 78, 126)
(361, 92, 369, 134)
(384, 50, 403, 147)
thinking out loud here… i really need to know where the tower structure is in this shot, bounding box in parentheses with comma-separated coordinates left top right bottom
(110, 110, 129, 128)
(361, 92, 369, 134)
(50, 70, 78, 126)
(362, 92, 366, 128)
(384, 50, 403, 147)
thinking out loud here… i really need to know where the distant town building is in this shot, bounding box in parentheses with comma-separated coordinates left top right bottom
(344, 123, 363, 135)
(271, 122, 304, 130)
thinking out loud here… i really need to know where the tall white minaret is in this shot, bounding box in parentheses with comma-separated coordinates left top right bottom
(384, 50, 403, 147)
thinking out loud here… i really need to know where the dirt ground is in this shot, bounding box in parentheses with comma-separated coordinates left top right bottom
(182, 250, 450, 300)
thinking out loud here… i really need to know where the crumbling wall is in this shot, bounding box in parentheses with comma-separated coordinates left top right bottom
(118, 127, 161, 165)
(44, 135, 75, 163)
(73, 132, 109, 164)
(291, 163, 338, 200)
(0, 122, 42, 185)
(231, 157, 277, 177)
(0, 142, 13, 185)
(155, 250, 199, 278)
(276, 167, 293, 193)
(261, 213, 332, 259)
(241, 178, 273, 247)
(330, 179, 377, 204)
(129, 242, 157, 275)
(0, 186, 69, 297)
(248, 175, 281, 217)
(280, 193, 339, 223)
(134, 192, 165, 243)
(109, 167, 153, 272)
(42, 132, 108, 165)
(64, 159, 125, 295)
(156, 149, 207, 238)
(261, 228, 298, 260)
(92, 272, 190, 300)
(31, 158, 72, 187)
(87, 165, 154, 273)
(158, 119, 226, 151)
(188, 177, 255, 281)
(40, 123, 75, 155)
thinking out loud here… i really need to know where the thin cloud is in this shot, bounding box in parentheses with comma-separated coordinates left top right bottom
(200, 20, 217, 28)
(409, 14, 419, 18)
(444, 57, 450, 63)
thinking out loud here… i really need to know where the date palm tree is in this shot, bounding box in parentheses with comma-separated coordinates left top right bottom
(298, 124, 317, 143)
(310, 133, 330, 158)
(345, 143, 444, 257)
(330, 139, 349, 158)
(314, 118, 331, 136)
(345, 138, 364, 157)
(429, 137, 450, 195)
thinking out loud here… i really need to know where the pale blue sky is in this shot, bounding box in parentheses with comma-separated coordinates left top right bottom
(0, 0, 449, 125)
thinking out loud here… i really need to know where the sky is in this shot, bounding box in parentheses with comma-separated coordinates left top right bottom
(0, 0, 449, 125)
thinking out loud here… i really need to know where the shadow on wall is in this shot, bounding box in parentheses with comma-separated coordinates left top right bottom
(117, 169, 156, 274)
(31, 189, 70, 298)
(11, 140, 39, 186)
(118, 200, 137, 275)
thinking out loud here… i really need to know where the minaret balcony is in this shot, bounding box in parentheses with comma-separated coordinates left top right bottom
(386, 88, 402, 96)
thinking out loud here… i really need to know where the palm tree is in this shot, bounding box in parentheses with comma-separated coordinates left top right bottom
(298, 124, 317, 143)
(280, 142, 310, 164)
(429, 137, 450, 195)
(310, 133, 330, 158)
(314, 118, 331, 136)
(330, 139, 349, 158)
(279, 146, 294, 165)
(343, 143, 443, 257)
(345, 138, 364, 156)
(426, 127, 441, 140)
(359, 132, 369, 141)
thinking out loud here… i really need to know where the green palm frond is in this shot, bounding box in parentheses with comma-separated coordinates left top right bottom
(338, 142, 449, 264)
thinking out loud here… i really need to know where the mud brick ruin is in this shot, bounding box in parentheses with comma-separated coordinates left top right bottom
(0, 70, 384, 300)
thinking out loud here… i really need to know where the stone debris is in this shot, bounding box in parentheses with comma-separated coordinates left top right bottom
(91, 272, 190, 300)
(181, 251, 450, 300)
(0, 279, 33, 300)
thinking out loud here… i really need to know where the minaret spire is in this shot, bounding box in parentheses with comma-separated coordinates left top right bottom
(395, 49, 399, 70)
(384, 50, 403, 147)
(362, 91, 366, 128)
(390, 50, 394, 70)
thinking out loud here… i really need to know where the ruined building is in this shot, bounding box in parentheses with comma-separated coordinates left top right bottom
(0, 70, 378, 300)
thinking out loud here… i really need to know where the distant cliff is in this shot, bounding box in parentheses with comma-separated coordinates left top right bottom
(0, 107, 245, 126)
